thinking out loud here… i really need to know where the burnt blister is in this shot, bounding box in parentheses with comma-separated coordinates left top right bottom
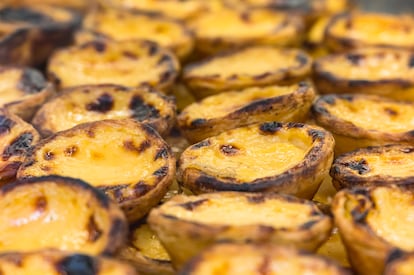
(259, 122, 282, 134)
(18, 69, 47, 94)
(0, 115, 16, 135)
(64, 146, 78, 157)
(44, 151, 54, 160)
(345, 159, 370, 175)
(295, 54, 308, 66)
(220, 144, 240, 156)
(308, 129, 325, 141)
(90, 41, 106, 53)
(58, 254, 97, 275)
(191, 140, 211, 149)
(246, 194, 266, 204)
(134, 181, 151, 196)
(179, 198, 208, 211)
(190, 118, 207, 128)
(346, 53, 364, 65)
(34, 196, 47, 212)
(322, 95, 336, 105)
(86, 93, 114, 113)
(0, 7, 55, 25)
(122, 51, 137, 59)
(154, 147, 168, 160)
(300, 220, 319, 230)
(2, 132, 34, 161)
(384, 107, 398, 116)
(153, 166, 169, 178)
(129, 95, 160, 121)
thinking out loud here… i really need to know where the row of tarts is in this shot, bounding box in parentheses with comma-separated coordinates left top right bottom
(1, 0, 414, 274)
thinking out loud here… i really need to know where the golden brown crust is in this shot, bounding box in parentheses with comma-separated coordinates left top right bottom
(0, 175, 127, 255)
(331, 144, 414, 190)
(32, 84, 176, 137)
(0, 108, 40, 181)
(312, 94, 414, 155)
(0, 5, 81, 66)
(148, 191, 333, 269)
(179, 243, 352, 275)
(332, 185, 414, 275)
(178, 82, 315, 143)
(83, 8, 194, 60)
(325, 12, 414, 52)
(17, 119, 176, 222)
(189, 7, 304, 55)
(312, 48, 414, 100)
(178, 122, 334, 199)
(183, 46, 312, 98)
(47, 39, 180, 92)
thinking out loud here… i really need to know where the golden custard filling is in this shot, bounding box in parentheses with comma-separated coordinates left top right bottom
(0, 255, 59, 275)
(45, 89, 166, 132)
(330, 13, 414, 46)
(49, 41, 173, 88)
(321, 50, 414, 79)
(367, 188, 414, 250)
(192, 9, 296, 39)
(164, 195, 318, 228)
(0, 183, 110, 253)
(0, 70, 30, 104)
(182, 127, 313, 182)
(326, 98, 414, 133)
(132, 224, 170, 261)
(19, 125, 167, 187)
(187, 47, 304, 77)
(182, 85, 293, 120)
(86, 10, 187, 46)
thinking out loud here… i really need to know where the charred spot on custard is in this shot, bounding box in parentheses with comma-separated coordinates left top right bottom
(220, 144, 240, 156)
(34, 196, 47, 212)
(18, 69, 46, 94)
(123, 139, 151, 154)
(345, 159, 370, 175)
(0, 116, 15, 135)
(122, 51, 138, 59)
(86, 93, 114, 113)
(64, 146, 78, 157)
(179, 199, 208, 211)
(384, 107, 398, 116)
(295, 54, 308, 66)
(346, 53, 364, 66)
(148, 43, 158, 56)
(2, 132, 34, 161)
(190, 118, 207, 128)
(129, 95, 160, 121)
(259, 122, 282, 134)
(160, 71, 172, 83)
(43, 151, 54, 160)
(90, 40, 106, 53)
(58, 254, 97, 275)
(0, 7, 54, 25)
(87, 215, 103, 243)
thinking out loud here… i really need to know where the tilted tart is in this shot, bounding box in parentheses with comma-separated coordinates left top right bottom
(188, 7, 304, 55)
(0, 66, 54, 121)
(0, 250, 136, 275)
(148, 191, 333, 269)
(325, 12, 414, 52)
(178, 122, 334, 199)
(178, 82, 315, 143)
(331, 144, 414, 190)
(179, 243, 351, 275)
(17, 119, 175, 222)
(183, 46, 312, 98)
(0, 5, 81, 66)
(0, 108, 39, 182)
(312, 94, 414, 155)
(332, 185, 414, 275)
(98, 0, 208, 21)
(0, 175, 127, 255)
(83, 8, 194, 60)
(304, 15, 333, 58)
(32, 84, 176, 137)
(47, 39, 179, 91)
(383, 250, 414, 275)
(118, 222, 174, 275)
(313, 48, 414, 100)
(3, 0, 93, 11)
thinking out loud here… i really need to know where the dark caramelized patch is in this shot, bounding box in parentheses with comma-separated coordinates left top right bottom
(64, 146, 78, 157)
(259, 122, 282, 134)
(254, 72, 272, 80)
(129, 95, 160, 121)
(346, 53, 363, 65)
(384, 107, 398, 116)
(240, 12, 251, 23)
(190, 118, 207, 127)
(409, 55, 414, 68)
(0, 116, 15, 135)
(153, 166, 169, 178)
(160, 71, 172, 83)
(123, 51, 137, 59)
(154, 147, 168, 160)
(0, 7, 54, 25)
(2, 132, 33, 161)
(322, 95, 336, 105)
(90, 41, 106, 53)
(386, 249, 405, 264)
(134, 181, 151, 196)
(43, 151, 54, 160)
(220, 144, 240, 156)
(123, 140, 151, 154)
(308, 129, 325, 141)
(345, 159, 370, 175)
(246, 194, 266, 204)
(295, 54, 308, 66)
(148, 43, 158, 56)
(351, 207, 368, 224)
(59, 254, 97, 275)
(157, 55, 170, 65)
(18, 69, 46, 94)
(34, 196, 47, 212)
(192, 140, 211, 149)
(87, 215, 103, 243)
(86, 93, 114, 113)
(179, 198, 208, 211)
(300, 220, 318, 230)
